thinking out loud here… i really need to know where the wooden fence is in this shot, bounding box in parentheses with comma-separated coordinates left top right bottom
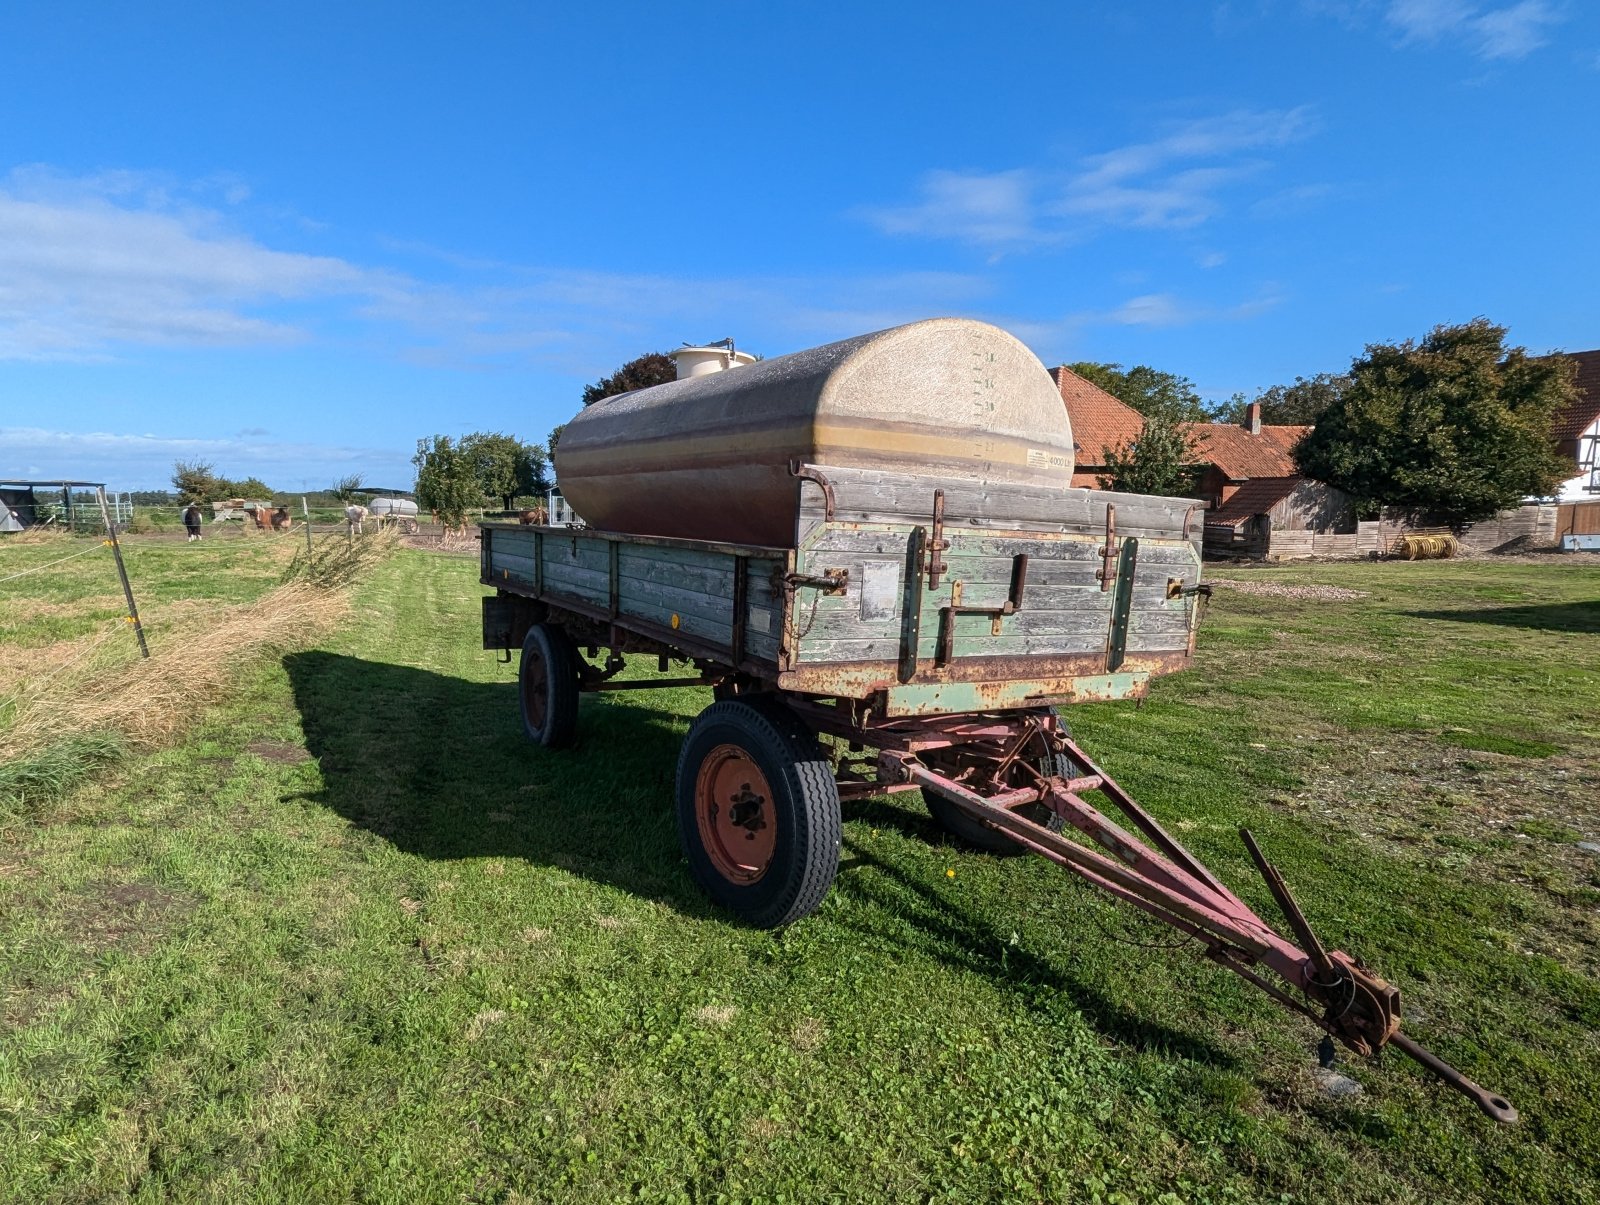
(1216, 504, 1569, 562)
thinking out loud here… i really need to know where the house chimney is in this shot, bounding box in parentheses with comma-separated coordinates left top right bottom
(1244, 401, 1262, 435)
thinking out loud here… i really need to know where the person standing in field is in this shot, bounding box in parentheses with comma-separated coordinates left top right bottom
(182, 503, 203, 542)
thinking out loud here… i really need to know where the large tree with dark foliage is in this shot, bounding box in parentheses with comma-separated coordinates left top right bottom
(1255, 373, 1350, 425)
(1294, 320, 1574, 525)
(1210, 373, 1351, 426)
(1068, 362, 1210, 422)
(581, 352, 676, 407)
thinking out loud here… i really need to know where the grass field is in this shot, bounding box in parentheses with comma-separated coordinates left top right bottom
(1, 538, 1597, 1203)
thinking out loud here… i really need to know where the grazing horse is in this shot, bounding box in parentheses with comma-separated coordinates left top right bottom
(269, 506, 290, 532)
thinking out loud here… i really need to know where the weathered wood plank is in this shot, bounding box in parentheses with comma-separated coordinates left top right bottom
(617, 575, 741, 629)
(618, 554, 734, 598)
(542, 561, 610, 597)
(798, 463, 1201, 539)
(797, 603, 1185, 643)
(546, 540, 613, 574)
(489, 550, 536, 574)
(487, 529, 537, 560)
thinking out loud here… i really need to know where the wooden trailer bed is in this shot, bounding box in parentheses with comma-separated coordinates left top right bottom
(480, 462, 1206, 717)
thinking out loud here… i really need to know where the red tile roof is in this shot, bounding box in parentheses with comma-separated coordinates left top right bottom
(1186, 422, 1309, 481)
(1050, 367, 1146, 465)
(1050, 365, 1311, 480)
(1203, 476, 1300, 527)
(1547, 349, 1600, 441)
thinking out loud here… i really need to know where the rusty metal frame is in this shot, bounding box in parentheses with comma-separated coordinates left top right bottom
(869, 719, 1517, 1124)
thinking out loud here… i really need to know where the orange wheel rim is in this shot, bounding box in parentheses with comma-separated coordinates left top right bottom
(694, 744, 777, 884)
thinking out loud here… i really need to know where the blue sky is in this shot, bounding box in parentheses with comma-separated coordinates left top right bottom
(2, 0, 1597, 491)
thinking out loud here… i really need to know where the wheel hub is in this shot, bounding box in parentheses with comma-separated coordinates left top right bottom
(694, 744, 777, 884)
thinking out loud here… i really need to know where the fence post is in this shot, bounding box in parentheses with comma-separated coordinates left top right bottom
(302, 496, 313, 555)
(97, 486, 150, 659)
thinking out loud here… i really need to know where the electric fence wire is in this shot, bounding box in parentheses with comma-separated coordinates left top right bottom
(0, 542, 110, 585)
(0, 618, 127, 715)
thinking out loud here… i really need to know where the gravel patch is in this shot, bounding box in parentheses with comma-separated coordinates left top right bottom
(1205, 578, 1370, 601)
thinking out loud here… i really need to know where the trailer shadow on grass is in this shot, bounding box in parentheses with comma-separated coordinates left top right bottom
(284, 649, 1238, 1069)
(1404, 601, 1600, 633)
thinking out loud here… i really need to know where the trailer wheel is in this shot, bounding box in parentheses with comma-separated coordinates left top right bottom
(925, 711, 1076, 855)
(676, 698, 841, 929)
(519, 623, 580, 748)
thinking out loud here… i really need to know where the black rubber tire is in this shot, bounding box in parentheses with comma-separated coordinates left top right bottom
(925, 711, 1077, 855)
(675, 698, 841, 929)
(519, 623, 581, 749)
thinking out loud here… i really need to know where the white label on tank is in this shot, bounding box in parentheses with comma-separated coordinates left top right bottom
(747, 607, 772, 635)
(860, 561, 901, 621)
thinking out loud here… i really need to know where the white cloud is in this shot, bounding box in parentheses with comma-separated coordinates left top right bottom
(1004, 287, 1284, 348)
(1105, 290, 1284, 328)
(1384, 0, 1563, 59)
(0, 166, 385, 360)
(861, 108, 1315, 250)
(0, 167, 1000, 371)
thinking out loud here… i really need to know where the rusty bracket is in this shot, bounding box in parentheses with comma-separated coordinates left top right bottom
(789, 462, 837, 522)
(1181, 502, 1203, 540)
(927, 488, 950, 588)
(1096, 504, 1118, 592)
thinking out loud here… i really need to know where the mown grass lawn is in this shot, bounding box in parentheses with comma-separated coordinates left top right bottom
(1, 543, 1597, 1203)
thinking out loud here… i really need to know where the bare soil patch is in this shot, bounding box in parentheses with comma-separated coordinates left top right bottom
(245, 739, 311, 764)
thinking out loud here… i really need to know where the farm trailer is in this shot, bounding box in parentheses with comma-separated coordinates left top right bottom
(480, 460, 1516, 1124)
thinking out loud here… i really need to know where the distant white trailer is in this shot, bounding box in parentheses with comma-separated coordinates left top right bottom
(368, 494, 420, 534)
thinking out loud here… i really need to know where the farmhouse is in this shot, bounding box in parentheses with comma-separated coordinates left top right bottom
(1049, 367, 1145, 489)
(1049, 368, 1352, 557)
(1546, 349, 1600, 502)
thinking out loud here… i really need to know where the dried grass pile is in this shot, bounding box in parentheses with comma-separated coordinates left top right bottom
(0, 530, 396, 819)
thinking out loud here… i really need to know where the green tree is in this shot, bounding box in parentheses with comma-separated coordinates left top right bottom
(547, 423, 566, 457)
(1068, 362, 1209, 422)
(1256, 373, 1349, 425)
(1096, 407, 1204, 497)
(412, 436, 481, 532)
(171, 459, 220, 505)
(1214, 373, 1351, 425)
(330, 474, 367, 503)
(581, 351, 676, 407)
(459, 431, 548, 511)
(218, 475, 276, 500)
(1294, 319, 1574, 525)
